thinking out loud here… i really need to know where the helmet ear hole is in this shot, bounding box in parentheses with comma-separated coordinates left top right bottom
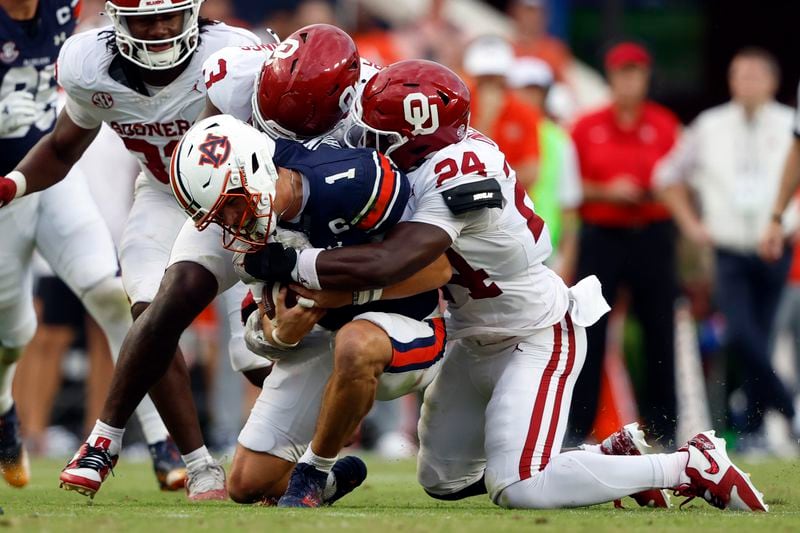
(251, 153, 260, 174)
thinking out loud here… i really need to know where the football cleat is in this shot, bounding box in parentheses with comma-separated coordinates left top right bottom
(278, 462, 328, 508)
(149, 437, 187, 491)
(59, 438, 118, 498)
(185, 458, 227, 501)
(0, 405, 29, 488)
(674, 431, 768, 512)
(601, 422, 671, 508)
(279, 456, 368, 508)
(324, 456, 367, 506)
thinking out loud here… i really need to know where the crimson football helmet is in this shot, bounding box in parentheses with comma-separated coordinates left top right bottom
(105, 0, 203, 70)
(345, 59, 471, 171)
(252, 24, 360, 140)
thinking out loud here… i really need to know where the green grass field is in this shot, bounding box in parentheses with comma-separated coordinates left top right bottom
(0, 456, 798, 532)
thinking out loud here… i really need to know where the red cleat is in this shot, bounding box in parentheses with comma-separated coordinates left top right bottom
(601, 422, 671, 508)
(674, 431, 768, 512)
(59, 438, 118, 499)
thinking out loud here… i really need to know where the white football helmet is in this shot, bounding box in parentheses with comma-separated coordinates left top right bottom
(105, 0, 203, 70)
(170, 114, 280, 251)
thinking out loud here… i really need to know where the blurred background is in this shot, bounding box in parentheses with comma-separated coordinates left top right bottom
(13, 0, 800, 462)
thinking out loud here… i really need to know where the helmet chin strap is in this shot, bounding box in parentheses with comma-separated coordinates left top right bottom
(277, 170, 301, 222)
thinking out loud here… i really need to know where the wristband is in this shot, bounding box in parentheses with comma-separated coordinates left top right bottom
(352, 288, 383, 306)
(7, 170, 26, 198)
(771, 212, 783, 224)
(271, 327, 299, 349)
(294, 248, 323, 290)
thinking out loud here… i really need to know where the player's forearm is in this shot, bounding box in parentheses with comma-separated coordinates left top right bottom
(16, 134, 75, 193)
(313, 223, 452, 290)
(16, 120, 99, 194)
(772, 138, 800, 217)
(380, 254, 451, 300)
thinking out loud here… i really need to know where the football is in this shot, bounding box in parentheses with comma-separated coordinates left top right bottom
(261, 281, 300, 320)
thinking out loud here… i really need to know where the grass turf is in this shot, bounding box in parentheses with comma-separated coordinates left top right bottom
(0, 456, 797, 532)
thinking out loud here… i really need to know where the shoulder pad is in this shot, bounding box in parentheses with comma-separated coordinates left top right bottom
(440, 179, 502, 215)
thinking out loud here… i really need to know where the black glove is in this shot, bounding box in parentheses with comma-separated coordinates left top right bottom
(243, 242, 298, 284)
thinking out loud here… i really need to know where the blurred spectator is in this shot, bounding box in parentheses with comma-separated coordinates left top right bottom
(660, 48, 800, 443)
(508, 57, 581, 282)
(349, 1, 405, 66)
(463, 36, 540, 188)
(393, 0, 465, 70)
(570, 42, 680, 445)
(508, 0, 571, 81)
(200, 0, 250, 27)
(293, 0, 336, 27)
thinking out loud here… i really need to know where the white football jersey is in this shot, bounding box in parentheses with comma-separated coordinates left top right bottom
(57, 23, 260, 190)
(406, 130, 570, 339)
(203, 46, 381, 127)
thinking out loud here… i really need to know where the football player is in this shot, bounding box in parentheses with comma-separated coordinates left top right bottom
(169, 114, 451, 506)
(198, 23, 380, 141)
(0, 0, 265, 499)
(0, 0, 183, 490)
(247, 60, 770, 512)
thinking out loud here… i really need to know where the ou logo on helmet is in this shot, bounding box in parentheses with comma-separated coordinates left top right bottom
(403, 93, 439, 135)
(265, 38, 300, 67)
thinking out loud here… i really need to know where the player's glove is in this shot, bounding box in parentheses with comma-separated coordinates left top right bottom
(0, 91, 38, 136)
(243, 242, 298, 284)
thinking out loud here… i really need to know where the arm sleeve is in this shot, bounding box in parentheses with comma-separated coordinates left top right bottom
(653, 123, 700, 189)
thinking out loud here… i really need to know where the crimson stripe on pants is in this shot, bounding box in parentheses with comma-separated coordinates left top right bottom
(538, 314, 576, 470)
(518, 320, 563, 480)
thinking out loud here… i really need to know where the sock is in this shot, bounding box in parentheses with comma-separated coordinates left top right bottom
(135, 401, 169, 445)
(322, 471, 337, 500)
(498, 450, 676, 509)
(0, 360, 17, 415)
(299, 445, 338, 474)
(182, 446, 214, 473)
(650, 451, 689, 488)
(88, 420, 125, 456)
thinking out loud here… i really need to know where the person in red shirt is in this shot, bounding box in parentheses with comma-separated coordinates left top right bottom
(462, 36, 540, 188)
(569, 42, 681, 445)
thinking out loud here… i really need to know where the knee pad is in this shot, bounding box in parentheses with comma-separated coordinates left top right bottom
(81, 276, 132, 327)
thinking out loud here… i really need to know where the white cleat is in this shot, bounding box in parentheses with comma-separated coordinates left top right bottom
(675, 431, 768, 512)
(185, 458, 227, 501)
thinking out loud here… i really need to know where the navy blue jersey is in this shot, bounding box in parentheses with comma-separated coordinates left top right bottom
(273, 138, 409, 248)
(0, 0, 79, 174)
(273, 139, 439, 330)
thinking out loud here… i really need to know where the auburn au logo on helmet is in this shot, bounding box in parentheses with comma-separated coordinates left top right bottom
(198, 134, 231, 169)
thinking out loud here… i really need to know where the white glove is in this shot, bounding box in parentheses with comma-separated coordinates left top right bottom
(0, 91, 39, 136)
(243, 308, 290, 361)
(272, 228, 311, 250)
